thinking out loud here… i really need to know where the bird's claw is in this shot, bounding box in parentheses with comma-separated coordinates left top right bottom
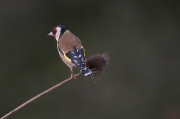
(71, 73, 76, 79)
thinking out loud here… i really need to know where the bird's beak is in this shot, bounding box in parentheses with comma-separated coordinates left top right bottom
(47, 32, 53, 36)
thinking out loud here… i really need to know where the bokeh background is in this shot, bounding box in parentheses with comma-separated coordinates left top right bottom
(1, 0, 180, 119)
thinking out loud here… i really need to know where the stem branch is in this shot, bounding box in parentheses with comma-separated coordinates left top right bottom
(0, 72, 82, 119)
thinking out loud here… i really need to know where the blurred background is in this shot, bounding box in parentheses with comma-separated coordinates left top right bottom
(0, 0, 180, 119)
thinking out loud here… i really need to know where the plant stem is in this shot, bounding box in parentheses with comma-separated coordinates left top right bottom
(0, 72, 82, 119)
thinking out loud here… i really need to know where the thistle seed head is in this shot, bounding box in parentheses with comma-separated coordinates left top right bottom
(86, 52, 109, 77)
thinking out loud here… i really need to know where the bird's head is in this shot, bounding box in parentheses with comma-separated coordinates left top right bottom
(47, 25, 67, 41)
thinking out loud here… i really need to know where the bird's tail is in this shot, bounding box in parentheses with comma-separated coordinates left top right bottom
(81, 67, 92, 76)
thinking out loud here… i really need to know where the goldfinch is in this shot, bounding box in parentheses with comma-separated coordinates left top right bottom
(47, 25, 92, 78)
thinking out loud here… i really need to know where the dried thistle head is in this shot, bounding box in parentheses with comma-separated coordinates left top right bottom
(86, 52, 109, 78)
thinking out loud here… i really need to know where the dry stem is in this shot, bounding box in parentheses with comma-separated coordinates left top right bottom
(0, 72, 82, 119)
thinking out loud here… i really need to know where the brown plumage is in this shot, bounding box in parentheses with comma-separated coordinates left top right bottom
(58, 31, 83, 53)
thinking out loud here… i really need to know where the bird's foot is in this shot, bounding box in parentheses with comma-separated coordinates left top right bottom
(71, 73, 76, 79)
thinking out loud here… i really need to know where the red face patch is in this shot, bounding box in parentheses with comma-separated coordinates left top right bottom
(52, 27, 57, 35)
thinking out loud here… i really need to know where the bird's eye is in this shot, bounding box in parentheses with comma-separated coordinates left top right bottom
(52, 27, 57, 34)
(52, 30, 57, 34)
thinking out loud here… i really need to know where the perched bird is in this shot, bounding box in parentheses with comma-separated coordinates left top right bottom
(47, 25, 92, 79)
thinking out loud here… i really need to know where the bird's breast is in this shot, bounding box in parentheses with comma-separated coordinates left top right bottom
(59, 52, 76, 68)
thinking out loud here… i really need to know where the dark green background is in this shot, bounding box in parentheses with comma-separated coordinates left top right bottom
(1, 0, 180, 119)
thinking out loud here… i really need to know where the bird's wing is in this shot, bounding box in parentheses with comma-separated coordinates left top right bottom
(65, 47, 86, 70)
(58, 31, 82, 53)
(57, 31, 86, 69)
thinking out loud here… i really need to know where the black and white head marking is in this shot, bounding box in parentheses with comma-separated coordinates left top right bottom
(55, 25, 67, 41)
